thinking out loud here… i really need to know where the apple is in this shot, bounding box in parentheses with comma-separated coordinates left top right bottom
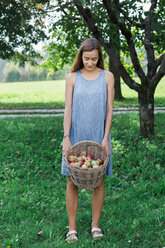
(91, 160, 99, 166)
(68, 155, 77, 162)
(87, 154, 93, 159)
(70, 162, 76, 166)
(78, 161, 84, 167)
(81, 164, 88, 169)
(81, 155, 86, 161)
(97, 158, 103, 165)
(75, 162, 81, 167)
(91, 160, 96, 166)
(85, 157, 92, 163)
(78, 156, 83, 162)
(80, 151, 87, 157)
(93, 164, 99, 169)
(96, 161, 99, 165)
(85, 161, 91, 167)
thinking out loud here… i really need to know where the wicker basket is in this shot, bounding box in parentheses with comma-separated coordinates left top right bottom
(64, 140, 109, 190)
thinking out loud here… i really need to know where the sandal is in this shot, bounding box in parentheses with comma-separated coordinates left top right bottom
(91, 227, 104, 241)
(65, 230, 78, 243)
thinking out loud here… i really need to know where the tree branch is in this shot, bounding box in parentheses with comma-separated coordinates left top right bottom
(73, 1, 102, 38)
(150, 54, 165, 92)
(102, 0, 147, 84)
(73, 0, 142, 93)
(57, 0, 82, 21)
(144, 0, 157, 79)
(156, 53, 165, 67)
(114, 1, 145, 28)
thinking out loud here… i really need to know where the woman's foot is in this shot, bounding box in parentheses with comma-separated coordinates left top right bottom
(65, 230, 78, 243)
(91, 227, 104, 241)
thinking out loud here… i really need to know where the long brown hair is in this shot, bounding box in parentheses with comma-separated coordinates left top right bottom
(70, 38, 105, 72)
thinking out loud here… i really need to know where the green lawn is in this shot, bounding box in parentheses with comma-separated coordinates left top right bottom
(0, 77, 164, 109)
(118, 78, 165, 107)
(0, 114, 165, 248)
(0, 80, 65, 109)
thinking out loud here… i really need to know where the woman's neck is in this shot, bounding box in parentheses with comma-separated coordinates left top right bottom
(80, 67, 102, 80)
(81, 67, 101, 74)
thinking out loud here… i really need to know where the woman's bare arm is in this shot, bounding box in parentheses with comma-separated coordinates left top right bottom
(62, 72, 76, 156)
(102, 71, 115, 155)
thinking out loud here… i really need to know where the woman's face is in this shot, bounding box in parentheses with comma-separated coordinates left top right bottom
(82, 49, 99, 71)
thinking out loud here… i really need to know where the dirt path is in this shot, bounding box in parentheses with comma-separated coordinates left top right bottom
(0, 107, 164, 118)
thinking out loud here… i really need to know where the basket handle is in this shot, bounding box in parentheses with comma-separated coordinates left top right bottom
(71, 140, 104, 149)
(66, 140, 109, 160)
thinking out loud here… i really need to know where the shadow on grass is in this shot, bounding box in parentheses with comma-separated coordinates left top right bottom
(0, 101, 65, 109)
(0, 97, 164, 110)
(114, 97, 138, 107)
(114, 96, 165, 107)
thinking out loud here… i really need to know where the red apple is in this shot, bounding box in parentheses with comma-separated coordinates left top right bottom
(87, 154, 93, 159)
(70, 162, 76, 166)
(78, 161, 84, 167)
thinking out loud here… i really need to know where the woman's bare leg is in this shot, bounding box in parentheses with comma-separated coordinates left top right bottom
(66, 176, 78, 234)
(92, 177, 104, 233)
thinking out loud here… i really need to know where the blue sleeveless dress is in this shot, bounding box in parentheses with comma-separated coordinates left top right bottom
(61, 69, 112, 176)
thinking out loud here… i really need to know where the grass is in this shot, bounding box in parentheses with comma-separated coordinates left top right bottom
(0, 77, 164, 109)
(0, 113, 165, 248)
(0, 80, 65, 109)
(115, 78, 165, 107)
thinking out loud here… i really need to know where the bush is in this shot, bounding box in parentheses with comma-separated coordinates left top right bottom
(6, 69, 21, 82)
(3, 62, 70, 82)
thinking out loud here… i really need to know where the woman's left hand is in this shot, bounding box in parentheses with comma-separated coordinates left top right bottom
(102, 137, 110, 156)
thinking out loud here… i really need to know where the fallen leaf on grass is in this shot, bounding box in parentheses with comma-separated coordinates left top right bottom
(155, 239, 161, 243)
(37, 231, 43, 236)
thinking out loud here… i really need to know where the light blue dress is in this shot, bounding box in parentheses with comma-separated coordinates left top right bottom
(61, 69, 112, 176)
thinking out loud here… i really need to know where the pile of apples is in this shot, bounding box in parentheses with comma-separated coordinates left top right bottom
(68, 151, 103, 169)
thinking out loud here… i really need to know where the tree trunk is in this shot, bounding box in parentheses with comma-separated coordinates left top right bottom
(138, 91, 154, 137)
(109, 56, 123, 100)
(109, 25, 123, 100)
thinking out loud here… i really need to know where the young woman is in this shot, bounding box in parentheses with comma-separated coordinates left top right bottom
(62, 38, 115, 243)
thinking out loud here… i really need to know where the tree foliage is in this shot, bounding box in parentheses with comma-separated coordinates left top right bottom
(1, 0, 165, 136)
(46, 0, 164, 137)
(0, 0, 49, 65)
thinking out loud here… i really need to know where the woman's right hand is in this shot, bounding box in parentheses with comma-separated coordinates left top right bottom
(62, 137, 72, 156)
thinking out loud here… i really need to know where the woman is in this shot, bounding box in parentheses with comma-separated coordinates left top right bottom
(62, 38, 114, 243)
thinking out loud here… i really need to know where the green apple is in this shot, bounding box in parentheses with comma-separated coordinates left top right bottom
(93, 164, 99, 169)
(81, 164, 88, 169)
